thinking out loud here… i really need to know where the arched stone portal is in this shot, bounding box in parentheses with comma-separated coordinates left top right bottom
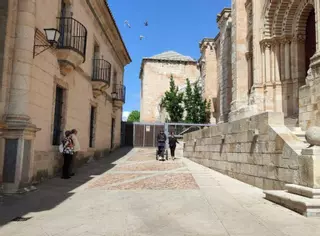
(259, 0, 317, 127)
(305, 9, 316, 77)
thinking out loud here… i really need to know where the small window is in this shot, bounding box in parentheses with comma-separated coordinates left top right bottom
(53, 86, 65, 145)
(89, 106, 97, 148)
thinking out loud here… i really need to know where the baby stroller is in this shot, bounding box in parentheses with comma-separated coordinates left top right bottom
(156, 141, 168, 161)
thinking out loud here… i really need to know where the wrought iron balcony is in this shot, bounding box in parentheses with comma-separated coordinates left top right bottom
(92, 59, 111, 86)
(112, 84, 126, 105)
(56, 17, 87, 75)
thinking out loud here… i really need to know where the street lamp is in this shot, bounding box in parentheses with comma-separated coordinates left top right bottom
(44, 28, 61, 46)
(33, 28, 61, 58)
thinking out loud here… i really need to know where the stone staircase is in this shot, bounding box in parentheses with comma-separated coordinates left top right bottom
(284, 116, 308, 144)
(264, 184, 320, 217)
(263, 117, 320, 217)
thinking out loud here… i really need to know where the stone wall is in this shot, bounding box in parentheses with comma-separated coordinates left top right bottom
(299, 62, 320, 130)
(217, 9, 232, 123)
(140, 60, 199, 122)
(183, 112, 309, 190)
(199, 39, 219, 123)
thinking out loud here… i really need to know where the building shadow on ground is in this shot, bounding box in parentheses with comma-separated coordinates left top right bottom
(0, 147, 133, 227)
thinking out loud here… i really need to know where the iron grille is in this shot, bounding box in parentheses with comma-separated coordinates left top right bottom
(92, 59, 111, 86)
(112, 84, 126, 103)
(52, 87, 64, 145)
(57, 17, 87, 62)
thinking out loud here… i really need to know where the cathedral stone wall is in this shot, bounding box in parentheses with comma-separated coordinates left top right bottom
(183, 112, 308, 190)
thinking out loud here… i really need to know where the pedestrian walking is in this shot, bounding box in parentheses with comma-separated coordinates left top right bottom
(168, 131, 179, 160)
(70, 129, 80, 176)
(156, 130, 167, 160)
(61, 130, 74, 179)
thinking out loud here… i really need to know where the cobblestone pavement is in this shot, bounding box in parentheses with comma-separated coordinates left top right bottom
(1, 147, 320, 236)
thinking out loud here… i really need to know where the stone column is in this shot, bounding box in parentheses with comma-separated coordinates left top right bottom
(262, 39, 274, 111)
(284, 38, 291, 81)
(217, 8, 231, 123)
(245, 52, 253, 91)
(199, 39, 218, 124)
(229, 0, 249, 119)
(2, 0, 39, 193)
(280, 40, 288, 116)
(248, 0, 264, 113)
(293, 34, 306, 116)
(273, 40, 282, 112)
(283, 36, 293, 116)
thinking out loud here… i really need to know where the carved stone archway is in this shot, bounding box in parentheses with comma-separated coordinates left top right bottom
(260, 0, 317, 124)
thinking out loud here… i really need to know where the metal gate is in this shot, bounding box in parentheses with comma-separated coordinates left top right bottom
(132, 122, 215, 147)
(121, 122, 134, 146)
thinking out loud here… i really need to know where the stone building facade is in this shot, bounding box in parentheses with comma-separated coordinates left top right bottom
(208, 0, 320, 127)
(184, 0, 320, 216)
(0, 0, 131, 193)
(139, 51, 199, 122)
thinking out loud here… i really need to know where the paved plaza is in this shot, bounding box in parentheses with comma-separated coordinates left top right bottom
(1, 147, 320, 236)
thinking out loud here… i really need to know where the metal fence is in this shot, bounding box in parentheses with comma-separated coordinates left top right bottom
(128, 122, 215, 148)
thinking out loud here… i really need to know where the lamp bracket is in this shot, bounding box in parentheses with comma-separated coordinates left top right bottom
(33, 44, 52, 58)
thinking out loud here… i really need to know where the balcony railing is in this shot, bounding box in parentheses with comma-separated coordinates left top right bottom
(57, 17, 87, 62)
(113, 84, 126, 103)
(92, 59, 111, 86)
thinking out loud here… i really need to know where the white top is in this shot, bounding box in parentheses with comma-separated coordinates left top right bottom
(71, 134, 81, 152)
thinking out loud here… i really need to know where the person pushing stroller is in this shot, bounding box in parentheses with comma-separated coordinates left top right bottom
(157, 130, 167, 160)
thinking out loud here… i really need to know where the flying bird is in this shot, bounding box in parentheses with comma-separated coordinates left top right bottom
(139, 35, 145, 40)
(124, 20, 131, 28)
(144, 21, 148, 26)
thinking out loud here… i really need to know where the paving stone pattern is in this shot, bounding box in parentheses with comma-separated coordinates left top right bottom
(1, 147, 320, 236)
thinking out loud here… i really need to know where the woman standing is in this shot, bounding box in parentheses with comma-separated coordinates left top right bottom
(168, 132, 179, 160)
(61, 130, 74, 179)
(70, 129, 80, 176)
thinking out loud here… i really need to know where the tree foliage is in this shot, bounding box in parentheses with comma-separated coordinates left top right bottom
(161, 76, 211, 124)
(183, 79, 211, 124)
(161, 75, 184, 122)
(183, 79, 194, 123)
(127, 110, 140, 122)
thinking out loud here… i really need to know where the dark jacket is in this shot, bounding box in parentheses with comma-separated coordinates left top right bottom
(157, 133, 167, 143)
(169, 135, 179, 147)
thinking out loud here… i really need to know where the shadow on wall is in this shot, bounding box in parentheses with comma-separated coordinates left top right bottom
(0, 147, 133, 227)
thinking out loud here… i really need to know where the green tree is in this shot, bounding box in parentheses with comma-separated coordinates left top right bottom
(161, 75, 184, 122)
(192, 81, 204, 123)
(183, 80, 211, 124)
(127, 110, 140, 122)
(183, 79, 194, 123)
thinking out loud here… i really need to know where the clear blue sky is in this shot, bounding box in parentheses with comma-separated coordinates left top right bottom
(108, 0, 231, 114)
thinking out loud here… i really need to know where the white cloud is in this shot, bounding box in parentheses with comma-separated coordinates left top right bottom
(122, 111, 130, 121)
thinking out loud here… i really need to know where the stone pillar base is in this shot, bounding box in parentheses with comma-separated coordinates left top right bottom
(0, 121, 40, 194)
(264, 147, 320, 217)
(264, 186, 320, 217)
(228, 104, 258, 122)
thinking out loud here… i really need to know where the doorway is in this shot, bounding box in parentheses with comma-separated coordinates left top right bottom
(305, 8, 316, 76)
(111, 118, 115, 149)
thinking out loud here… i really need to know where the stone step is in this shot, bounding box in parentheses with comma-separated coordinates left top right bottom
(285, 184, 320, 199)
(284, 117, 298, 128)
(290, 128, 307, 143)
(264, 190, 320, 217)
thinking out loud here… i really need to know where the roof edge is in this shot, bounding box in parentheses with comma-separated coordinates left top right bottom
(104, 1, 132, 63)
(139, 57, 197, 80)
